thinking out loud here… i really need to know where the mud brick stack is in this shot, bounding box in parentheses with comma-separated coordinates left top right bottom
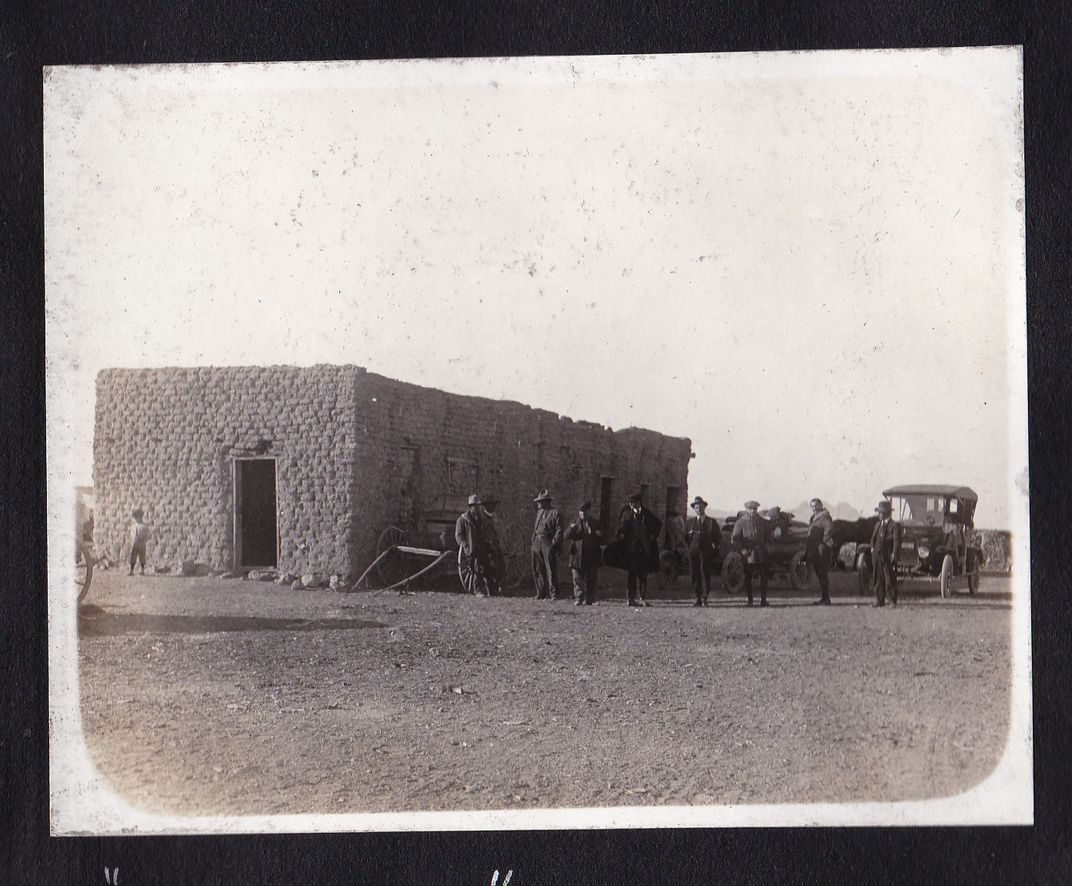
(94, 365, 691, 583)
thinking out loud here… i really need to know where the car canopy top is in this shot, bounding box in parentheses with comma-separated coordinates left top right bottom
(882, 485, 978, 502)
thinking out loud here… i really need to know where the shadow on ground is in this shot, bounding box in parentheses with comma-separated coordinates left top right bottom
(78, 607, 387, 637)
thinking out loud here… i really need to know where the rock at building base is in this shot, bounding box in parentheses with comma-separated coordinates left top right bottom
(276, 573, 297, 585)
(301, 573, 324, 589)
(291, 579, 303, 591)
(249, 570, 277, 582)
(181, 560, 212, 577)
(219, 570, 245, 580)
(329, 574, 341, 591)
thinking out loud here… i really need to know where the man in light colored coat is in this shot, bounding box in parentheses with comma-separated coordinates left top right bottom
(531, 489, 563, 600)
(731, 500, 770, 606)
(808, 497, 835, 605)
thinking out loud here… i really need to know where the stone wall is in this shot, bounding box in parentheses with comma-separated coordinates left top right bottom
(94, 365, 361, 576)
(352, 371, 692, 578)
(94, 364, 692, 585)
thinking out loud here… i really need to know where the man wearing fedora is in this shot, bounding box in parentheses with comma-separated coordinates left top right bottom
(616, 492, 662, 607)
(685, 496, 719, 607)
(456, 494, 497, 596)
(731, 500, 770, 606)
(531, 489, 563, 600)
(564, 501, 603, 605)
(870, 500, 902, 607)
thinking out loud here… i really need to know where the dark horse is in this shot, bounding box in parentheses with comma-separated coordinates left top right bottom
(830, 516, 879, 568)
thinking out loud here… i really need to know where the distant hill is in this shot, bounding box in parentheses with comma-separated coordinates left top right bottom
(685, 503, 864, 522)
(789, 501, 863, 521)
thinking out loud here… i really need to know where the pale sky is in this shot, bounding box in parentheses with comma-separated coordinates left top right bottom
(44, 49, 1026, 527)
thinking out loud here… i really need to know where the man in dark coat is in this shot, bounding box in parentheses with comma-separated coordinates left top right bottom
(870, 500, 902, 607)
(617, 492, 662, 607)
(685, 495, 719, 607)
(807, 497, 835, 605)
(731, 500, 770, 606)
(531, 489, 563, 600)
(564, 501, 603, 606)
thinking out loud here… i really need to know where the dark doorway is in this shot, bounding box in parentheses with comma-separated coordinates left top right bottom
(665, 486, 682, 524)
(234, 458, 278, 569)
(600, 476, 615, 536)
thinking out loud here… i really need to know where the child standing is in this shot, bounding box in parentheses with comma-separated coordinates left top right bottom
(128, 508, 149, 575)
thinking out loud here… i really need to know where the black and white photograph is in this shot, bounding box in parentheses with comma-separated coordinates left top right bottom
(44, 48, 1030, 833)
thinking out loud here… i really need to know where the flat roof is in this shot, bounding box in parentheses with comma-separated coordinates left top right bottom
(883, 484, 978, 501)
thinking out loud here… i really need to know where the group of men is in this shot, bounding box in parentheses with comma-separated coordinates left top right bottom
(677, 496, 835, 608)
(455, 488, 905, 608)
(529, 488, 661, 607)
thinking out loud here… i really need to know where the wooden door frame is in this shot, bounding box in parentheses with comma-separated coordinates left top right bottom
(232, 456, 280, 570)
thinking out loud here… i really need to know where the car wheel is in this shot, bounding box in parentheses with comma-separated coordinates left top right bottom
(856, 551, 872, 596)
(789, 551, 813, 591)
(939, 553, 954, 598)
(721, 552, 745, 594)
(967, 551, 980, 595)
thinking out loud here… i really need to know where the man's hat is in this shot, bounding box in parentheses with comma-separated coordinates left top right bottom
(875, 500, 893, 514)
(579, 501, 592, 510)
(627, 492, 642, 503)
(533, 489, 552, 503)
(810, 497, 823, 508)
(691, 496, 708, 508)
(744, 500, 760, 509)
(467, 494, 482, 506)
(768, 505, 781, 515)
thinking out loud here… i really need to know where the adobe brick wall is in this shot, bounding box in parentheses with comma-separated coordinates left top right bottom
(94, 365, 361, 576)
(93, 364, 691, 584)
(353, 372, 692, 576)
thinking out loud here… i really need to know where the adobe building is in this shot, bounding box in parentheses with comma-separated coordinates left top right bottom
(93, 365, 692, 583)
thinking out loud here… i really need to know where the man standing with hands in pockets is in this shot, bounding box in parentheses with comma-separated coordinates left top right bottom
(531, 489, 563, 600)
(685, 496, 719, 607)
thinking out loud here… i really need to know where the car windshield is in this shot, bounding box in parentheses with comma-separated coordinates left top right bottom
(889, 494, 945, 527)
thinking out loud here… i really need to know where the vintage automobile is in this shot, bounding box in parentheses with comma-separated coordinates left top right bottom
(857, 485, 982, 597)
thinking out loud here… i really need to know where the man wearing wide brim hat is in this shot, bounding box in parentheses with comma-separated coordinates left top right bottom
(531, 489, 563, 600)
(455, 494, 499, 597)
(616, 492, 662, 607)
(685, 496, 719, 607)
(870, 500, 902, 607)
(730, 500, 770, 606)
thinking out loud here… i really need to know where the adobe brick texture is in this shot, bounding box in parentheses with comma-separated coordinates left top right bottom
(94, 365, 691, 580)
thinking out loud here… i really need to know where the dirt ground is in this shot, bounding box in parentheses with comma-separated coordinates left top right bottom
(76, 568, 1013, 816)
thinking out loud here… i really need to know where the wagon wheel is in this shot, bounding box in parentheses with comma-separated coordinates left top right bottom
(721, 551, 745, 594)
(75, 542, 95, 604)
(789, 550, 813, 591)
(856, 550, 873, 596)
(458, 548, 494, 597)
(375, 526, 409, 588)
(939, 553, 954, 598)
(496, 518, 529, 590)
(967, 550, 980, 595)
